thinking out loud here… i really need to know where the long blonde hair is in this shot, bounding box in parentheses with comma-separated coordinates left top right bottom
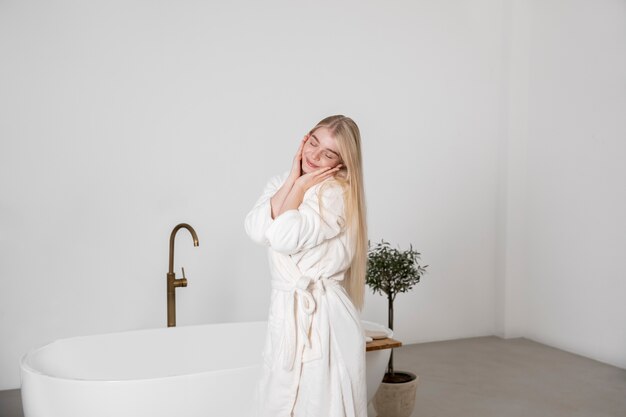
(309, 115, 367, 311)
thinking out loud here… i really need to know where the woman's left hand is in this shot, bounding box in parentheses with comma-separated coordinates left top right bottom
(294, 164, 343, 193)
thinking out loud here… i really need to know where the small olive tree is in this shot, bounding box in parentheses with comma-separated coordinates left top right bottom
(366, 239, 428, 377)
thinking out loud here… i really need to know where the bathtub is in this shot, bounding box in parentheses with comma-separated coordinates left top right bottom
(21, 320, 391, 417)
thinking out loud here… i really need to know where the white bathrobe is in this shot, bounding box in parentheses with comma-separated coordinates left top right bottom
(245, 170, 368, 417)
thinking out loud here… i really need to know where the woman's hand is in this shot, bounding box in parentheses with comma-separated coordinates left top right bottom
(271, 134, 311, 219)
(294, 164, 343, 193)
(288, 134, 310, 183)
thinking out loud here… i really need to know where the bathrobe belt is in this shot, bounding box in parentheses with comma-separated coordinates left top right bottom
(271, 276, 340, 371)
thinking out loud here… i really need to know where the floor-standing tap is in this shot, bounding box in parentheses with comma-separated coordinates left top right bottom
(167, 223, 199, 327)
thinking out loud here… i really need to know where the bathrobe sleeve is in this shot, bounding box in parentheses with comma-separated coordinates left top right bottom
(264, 182, 347, 255)
(244, 172, 288, 246)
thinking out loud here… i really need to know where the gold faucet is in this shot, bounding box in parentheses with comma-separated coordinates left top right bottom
(167, 223, 199, 327)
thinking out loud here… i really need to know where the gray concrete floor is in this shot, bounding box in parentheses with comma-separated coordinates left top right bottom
(392, 336, 626, 417)
(0, 388, 22, 417)
(2, 336, 625, 417)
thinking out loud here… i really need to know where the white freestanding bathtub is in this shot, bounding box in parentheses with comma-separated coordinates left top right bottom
(21, 320, 391, 417)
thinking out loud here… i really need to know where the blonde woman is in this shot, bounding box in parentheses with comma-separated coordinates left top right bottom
(245, 115, 368, 416)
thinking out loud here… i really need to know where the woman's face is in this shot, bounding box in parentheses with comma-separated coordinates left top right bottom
(301, 127, 343, 174)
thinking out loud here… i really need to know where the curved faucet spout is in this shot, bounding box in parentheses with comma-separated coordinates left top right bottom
(168, 223, 199, 274)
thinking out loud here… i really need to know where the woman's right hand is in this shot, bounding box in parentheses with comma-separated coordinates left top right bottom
(294, 164, 342, 193)
(288, 134, 309, 183)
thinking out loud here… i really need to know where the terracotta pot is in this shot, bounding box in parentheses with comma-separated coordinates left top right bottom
(372, 371, 419, 417)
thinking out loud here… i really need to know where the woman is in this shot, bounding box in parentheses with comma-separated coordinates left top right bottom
(244, 115, 368, 417)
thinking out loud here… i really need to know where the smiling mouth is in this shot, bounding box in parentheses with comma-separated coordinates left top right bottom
(306, 158, 318, 169)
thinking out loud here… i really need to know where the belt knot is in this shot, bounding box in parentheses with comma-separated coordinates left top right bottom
(270, 276, 339, 371)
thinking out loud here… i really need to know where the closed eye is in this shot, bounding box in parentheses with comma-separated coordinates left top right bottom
(310, 134, 339, 159)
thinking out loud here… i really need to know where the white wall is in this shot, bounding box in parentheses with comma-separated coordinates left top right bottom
(496, 0, 530, 340)
(0, 0, 506, 389)
(497, 0, 626, 371)
(520, 0, 626, 369)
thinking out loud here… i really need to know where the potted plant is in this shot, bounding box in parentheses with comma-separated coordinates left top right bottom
(366, 239, 428, 417)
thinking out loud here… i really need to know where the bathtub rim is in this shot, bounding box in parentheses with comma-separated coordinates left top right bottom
(20, 318, 390, 384)
(20, 320, 268, 384)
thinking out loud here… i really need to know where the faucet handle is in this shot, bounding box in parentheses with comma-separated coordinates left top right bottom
(181, 267, 186, 279)
(178, 267, 188, 287)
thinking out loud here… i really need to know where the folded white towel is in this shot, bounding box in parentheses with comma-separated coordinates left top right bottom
(361, 320, 393, 340)
(364, 329, 389, 340)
